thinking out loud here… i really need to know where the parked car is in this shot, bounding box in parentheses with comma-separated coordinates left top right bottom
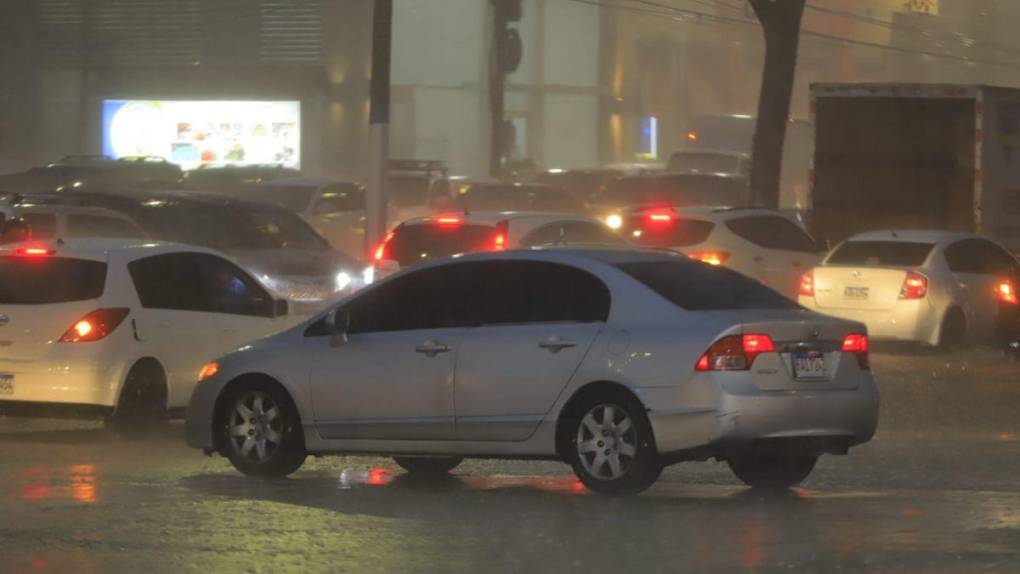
(799, 230, 1020, 347)
(666, 149, 752, 176)
(533, 168, 624, 204)
(372, 211, 625, 280)
(11, 190, 364, 314)
(0, 204, 147, 244)
(617, 206, 820, 299)
(179, 164, 299, 195)
(449, 182, 588, 215)
(186, 248, 878, 494)
(0, 155, 183, 194)
(595, 173, 750, 229)
(0, 238, 292, 429)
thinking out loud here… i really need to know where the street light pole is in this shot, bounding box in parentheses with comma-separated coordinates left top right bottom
(365, 0, 392, 259)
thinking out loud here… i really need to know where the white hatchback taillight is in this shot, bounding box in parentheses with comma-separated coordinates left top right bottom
(58, 308, 130, 343)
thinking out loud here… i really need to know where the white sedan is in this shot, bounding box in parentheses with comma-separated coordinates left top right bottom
(799, 230, 1020, 347)
(187, 248, 878, 494)
(0, 238, 294, 430)
(612, 206, 820, 299)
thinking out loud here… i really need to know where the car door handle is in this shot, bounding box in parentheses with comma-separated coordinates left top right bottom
(415, 340, 451, 357)
(539, 338, 577, 352)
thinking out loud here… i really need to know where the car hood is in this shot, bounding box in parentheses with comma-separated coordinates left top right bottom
(227, 248, 360, 277)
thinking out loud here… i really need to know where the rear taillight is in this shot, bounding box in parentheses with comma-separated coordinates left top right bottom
(15, 245, 55, 257)
(646, 209, 675, 224)
(434, 215, 463, 226)
(695, 334, 775, 371)
(841, 333, 870, 370)
(899, 271, 928, 300)
(373, 231, 395, 263)
(799, 271, 814, 297)
(997, 280, 1018, 304)
(688, 251, 730, 267)
(58, 308, 130, 343)
(493, 233, 506, 251)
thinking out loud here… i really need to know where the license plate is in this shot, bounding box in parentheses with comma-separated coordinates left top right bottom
(844, 286, 870, 299)
(792, 352, 827, 380)
(0, 374, 12, 395)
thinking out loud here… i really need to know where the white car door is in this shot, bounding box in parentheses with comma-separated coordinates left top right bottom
(308, 265, 465, 441)
(125, 252, 224, 409)
(451, 261, 606, 441)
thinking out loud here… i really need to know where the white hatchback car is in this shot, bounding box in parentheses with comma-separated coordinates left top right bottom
(615, 206, 820, 299)
(800, 230, 1020, 347)
(0, 239, 293, 429)
(372, 211, 625, 280)
(187, 249, 878, 494)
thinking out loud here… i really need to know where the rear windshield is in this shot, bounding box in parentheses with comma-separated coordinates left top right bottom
(621, 215, 715, 248)
(827, 241, 934, 267)
(387, 224, 498, 266)
(600, 175, 748, 209)
(615, 260, 798, 310)
(0, 257, 106, 304)
(388, 176, 430, 209)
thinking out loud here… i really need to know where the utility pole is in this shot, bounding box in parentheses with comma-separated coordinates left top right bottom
(489, 0, 523, 177)
(365, 0, 392, 259)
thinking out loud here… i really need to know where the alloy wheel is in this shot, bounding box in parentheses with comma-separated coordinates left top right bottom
(228, 391, 283, 463)
(576, 403, 637, 480)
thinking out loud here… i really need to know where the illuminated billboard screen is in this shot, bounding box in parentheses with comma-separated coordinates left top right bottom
(102, 100, 301, 170)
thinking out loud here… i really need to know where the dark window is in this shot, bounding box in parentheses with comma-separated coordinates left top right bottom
(621, 216, 715, 248)
(133, 200, 279, 250)
(827, 241, 935, 267)
(0, 257, 107, 304)
(2, 213, 58, 243)
(345, 265, 468, 333)
(451, 185, 528, 212)
(129, 253, 273, 317)
(616, 260, 798, 311)
(725, 215, 818, 253)
(387, 176, 430, 209)
(314, 185, 365, 214)
(945, 239, 1020, 276)
(519, 222, 625, 248)
(386, 223, 499, 266)
(600, 175, 749, 209)
(239, 204, 330, 251)
(66, 215, 143, 239)
(526, 188, 587, 213)
(459, 261, 611, 324)
(248, 187, 317, 212)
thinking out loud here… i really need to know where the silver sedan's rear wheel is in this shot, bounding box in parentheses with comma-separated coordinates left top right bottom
(221, 385, 306, 477)
(565, 390, 661, 495)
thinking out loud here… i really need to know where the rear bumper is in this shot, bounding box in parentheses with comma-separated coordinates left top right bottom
(644, 376, 880, 457)
(0, 400, 113, 419)
(0, 357, 121, 409)
(799, 298, 938, 345)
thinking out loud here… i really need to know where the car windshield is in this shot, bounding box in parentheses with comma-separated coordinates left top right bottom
(246, 186, 317, 212)
(238, 204, 330, 251)
(600, 175, 749, 208)
(667, 152, 742, 174)
(0, 257, 107, 304)
(134, 200, 278, 250)
(827, 241, 935, 267)
(615, 259, 799, 310)
(386, 223, 498, 266)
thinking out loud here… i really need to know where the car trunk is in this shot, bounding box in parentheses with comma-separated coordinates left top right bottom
(0, 302, 99, 361)
(811, 266, 908, 311)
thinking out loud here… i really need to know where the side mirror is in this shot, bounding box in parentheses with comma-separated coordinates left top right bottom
(326, 307, 351, 347)
(273, 299, 290, 318)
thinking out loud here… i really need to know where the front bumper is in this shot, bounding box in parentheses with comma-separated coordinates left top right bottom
(642, 375, 880, 457)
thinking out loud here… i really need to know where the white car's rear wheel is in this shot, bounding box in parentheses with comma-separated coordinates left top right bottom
(566, 391, 661, 495)
(222, 385, 306, 477)
(106, 361, 167, 437)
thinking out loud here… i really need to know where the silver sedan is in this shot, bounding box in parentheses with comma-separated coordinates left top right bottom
(186, 249, 879, 494)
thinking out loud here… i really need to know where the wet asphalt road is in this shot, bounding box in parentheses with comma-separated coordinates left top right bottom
(2, 349, 1020, 573)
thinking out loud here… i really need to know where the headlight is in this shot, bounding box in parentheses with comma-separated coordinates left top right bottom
(335, 271, 352, 292)
(362, 266, 375, 285)
(605, 214, 623, 230)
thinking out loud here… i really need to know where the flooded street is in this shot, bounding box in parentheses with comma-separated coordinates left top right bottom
(2, 350, 1019, 574)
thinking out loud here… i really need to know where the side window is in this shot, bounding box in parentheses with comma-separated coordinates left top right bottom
(10, 213, 57, 241)
(461, 261, 610, 325)
(195, 254, 275, 317)
(982, 243, 1020, 277)
(346, 265, 466, 334)
(67, 215, 142, 239)
(128, 253, 207, 311)
(520, 222, 622, 248)
(314, 186, 365, 215)
(726, 215, 817, 253)
(944, 239, 1017, 276)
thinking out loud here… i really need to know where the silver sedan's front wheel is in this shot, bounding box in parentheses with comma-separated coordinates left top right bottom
(221, 384, 306, 477)
(566, 390, 661, 495)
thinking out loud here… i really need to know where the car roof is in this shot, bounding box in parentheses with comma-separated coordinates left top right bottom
(398, 211, 598, 227)
(6, 204, 134, 218)
(435, 246, 684, 267)
(261, 177, 360, 189)
(845, 229, 976, 244)
(0, 238, 213, 262)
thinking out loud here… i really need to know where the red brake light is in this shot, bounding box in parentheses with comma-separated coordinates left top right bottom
(899, 271, 928, 300)
(688, 251, 730, 266)
(15, 246, 55, 257)
(799, 271, 814, 297)
(841, 333, 870, 370)
(493, 232, 506, 251)
(646, 209, 674, 224)
(434, 215, 463, 226)
(997, 280, 1018, 304)
(58, 308, 130, 343)
(695, 334, 775, 371)
(373, 231, 394, 262)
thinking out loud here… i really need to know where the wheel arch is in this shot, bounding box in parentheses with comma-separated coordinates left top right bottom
(114, 357, 167, 412)
(553, 380, 653, 460)
(936, 305, 967, 347)
(211, 372, 304, 455)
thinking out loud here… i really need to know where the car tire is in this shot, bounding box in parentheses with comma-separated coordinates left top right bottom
(220, 383, 306, 478)
(106, 361, 167, 437)
(393, 456, 463, 475)
(937, 308, 967, 350)
(564, 389, 661, 495)
(727, 451, 818, 490)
